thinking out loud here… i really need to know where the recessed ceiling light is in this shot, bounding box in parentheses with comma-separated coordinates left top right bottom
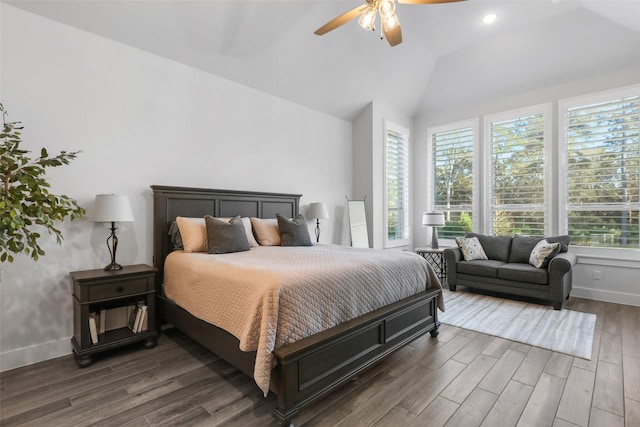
(482, 13, 497, 24)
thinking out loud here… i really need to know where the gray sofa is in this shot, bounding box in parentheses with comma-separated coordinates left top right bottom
(444, 233, 578, 310)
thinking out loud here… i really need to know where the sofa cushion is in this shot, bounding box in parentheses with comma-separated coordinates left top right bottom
(465, 233, 512, 262)
(456, 236, 488, 261)
(457, 259, 504, 278)
(498, 263, 548, 285)
(509, 235, 543, 263)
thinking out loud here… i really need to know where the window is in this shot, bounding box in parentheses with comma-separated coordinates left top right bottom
(385, 121, 410, 247)
(560, 87, 639, 248)
(487, 105, 550, 236)
(429, 120, 477, 238)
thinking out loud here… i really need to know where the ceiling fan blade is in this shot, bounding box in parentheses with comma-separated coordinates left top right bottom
(384, 24, 403, 46)
(314, 4, 369, 35)
(398, 0, 465, 4)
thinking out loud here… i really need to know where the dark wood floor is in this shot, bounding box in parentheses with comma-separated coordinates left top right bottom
(1, 296, 639, 427)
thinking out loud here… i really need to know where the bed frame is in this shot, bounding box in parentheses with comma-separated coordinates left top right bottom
(151, 185, 441, 426)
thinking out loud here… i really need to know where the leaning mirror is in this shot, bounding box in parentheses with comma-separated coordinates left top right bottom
(348, 199, 369, 248)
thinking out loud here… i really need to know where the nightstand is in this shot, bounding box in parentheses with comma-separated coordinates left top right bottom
(415, 247, 447, 284)
(70, 264, 158, 367)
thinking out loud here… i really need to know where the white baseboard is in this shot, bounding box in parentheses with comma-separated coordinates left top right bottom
(0, 338, 71, 372)
(572, 286, 640, 307)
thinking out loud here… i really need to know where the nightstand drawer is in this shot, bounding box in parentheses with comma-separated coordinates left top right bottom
(88, 277, 149, 301)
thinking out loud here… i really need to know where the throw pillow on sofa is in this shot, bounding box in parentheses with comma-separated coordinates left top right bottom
(455, 236, 488, 261)
(529, 239, 561, 268)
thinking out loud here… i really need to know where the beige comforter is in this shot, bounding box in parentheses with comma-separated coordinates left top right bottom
(164, 244, 443, 395)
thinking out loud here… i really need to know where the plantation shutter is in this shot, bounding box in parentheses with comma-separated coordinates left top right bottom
(385, 124, 410, 247)
(432, 127, 474, 238)
(490, 112, 546, 236)
(564, 95, 639, 248)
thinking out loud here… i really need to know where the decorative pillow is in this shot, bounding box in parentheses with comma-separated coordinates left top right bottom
(529, 239, 561, 268)
(277, 214, 312, 247)
(545, 235, 571, 253)
(168, 221, 183, 250)
(175, 217, 207, 252)
(217, 217, 259, 247)
(250, 217, 280, 246)
(455, 237, 488, 261)
(204, 215, 250, 254)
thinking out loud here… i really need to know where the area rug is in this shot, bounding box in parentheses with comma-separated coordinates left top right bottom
(439, 289, 596, 359)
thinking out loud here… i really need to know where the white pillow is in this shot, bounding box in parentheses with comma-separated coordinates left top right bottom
(250, 217, 280, 246)
(529, 239, 560, 268)
(176, 217, 207, 252)
(455, 236, 488, 261)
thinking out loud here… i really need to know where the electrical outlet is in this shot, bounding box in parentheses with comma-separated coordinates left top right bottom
(593, 270, 602, 280)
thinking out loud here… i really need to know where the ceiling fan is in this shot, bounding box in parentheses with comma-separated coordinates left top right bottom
(314, 0, 466, 47)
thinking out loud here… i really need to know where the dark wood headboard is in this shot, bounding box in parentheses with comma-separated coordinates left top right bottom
(151, 185, 301, 285)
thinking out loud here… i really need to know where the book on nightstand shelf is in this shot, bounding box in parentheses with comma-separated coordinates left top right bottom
(88, 313, 99, 344)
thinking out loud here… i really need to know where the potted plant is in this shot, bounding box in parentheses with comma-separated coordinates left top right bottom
(1, 103, 85, 263)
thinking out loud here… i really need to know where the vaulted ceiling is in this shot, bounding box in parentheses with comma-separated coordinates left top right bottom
(6, 0, 640, 121)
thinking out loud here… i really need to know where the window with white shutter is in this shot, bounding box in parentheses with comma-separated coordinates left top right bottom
(561, 88, 639, 248)
(487, 105, 550, 236)
(429, 122, 476, 238)
(385, 122, 410, 247)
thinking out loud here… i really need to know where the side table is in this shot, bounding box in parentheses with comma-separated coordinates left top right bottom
(415, 247, 447, 285)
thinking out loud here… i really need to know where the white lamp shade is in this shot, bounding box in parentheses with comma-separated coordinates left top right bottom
(307, 202, 330, 220)
(92, 194, 134, 223)
(422, 212, 445, 227)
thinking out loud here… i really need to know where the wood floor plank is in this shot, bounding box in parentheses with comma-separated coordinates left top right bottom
(481, 337, 513, 358)
(622, 354, 640, 401)
(408, 396, 459, 427)
(544, 352, 574, 379)
(599, 331, 622, 365)
(592, 360, 624, 416)
(588, 407, 624, 427)
(517, 372, 566, 427)
(440, 354, 497, 404)
(481, 380, 533, 427)
(513, 346, 552, 386)
(452, 333, 494, 364)
(625, 398, 640, 427)
(478, 348, 526, 395)
(443, 387, 498, 427)
(556, 367, 596, 427)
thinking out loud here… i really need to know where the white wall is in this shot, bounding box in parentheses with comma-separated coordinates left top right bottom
(0, 4, 353, 371)
(413, 65, 640, 307)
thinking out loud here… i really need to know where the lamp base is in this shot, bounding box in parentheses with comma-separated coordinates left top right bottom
(104, 262, 123, 271)
(431, 227, 439, 250)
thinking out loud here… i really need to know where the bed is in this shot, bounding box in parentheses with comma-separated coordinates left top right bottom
(151, 185, 442, 426)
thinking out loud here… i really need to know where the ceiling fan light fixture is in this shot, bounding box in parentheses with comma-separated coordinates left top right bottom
(379, 0, 396, 17)
(382, 13, 400, 32)
(358, 6, 377, 31)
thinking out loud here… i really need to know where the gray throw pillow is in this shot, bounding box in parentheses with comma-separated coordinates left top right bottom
(529, 239, 561, 268)
(204, 215, 250, 254)
(277, 214, 312, 246)
(465, 233, 512, 262)
(545, 235, 571, 253)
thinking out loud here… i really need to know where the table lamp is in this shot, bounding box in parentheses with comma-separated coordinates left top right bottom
(422, 212, 445, 249)
(307, 202, 330, 243)
(92, 194, 134, 271)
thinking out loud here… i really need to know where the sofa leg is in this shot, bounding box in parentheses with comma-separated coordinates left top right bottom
(449, 284, 456, 292)
(553, 301, 562, 310)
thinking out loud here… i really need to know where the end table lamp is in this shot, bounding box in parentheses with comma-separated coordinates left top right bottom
(422, 212, 445, 250)
(307, 202, 329, 243)
(92, 194, 134, 271)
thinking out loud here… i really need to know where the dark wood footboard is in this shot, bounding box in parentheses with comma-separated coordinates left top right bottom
(271, 287, 440, 426)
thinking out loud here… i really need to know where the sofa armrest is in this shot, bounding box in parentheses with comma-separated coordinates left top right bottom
(443, 247, 462, 286)
(548, 251, 577, 274)
(547, 251, 577, 305)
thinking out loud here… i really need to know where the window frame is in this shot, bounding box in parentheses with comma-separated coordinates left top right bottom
(558, 84, 640, 250)
(384, 120, 411, 248)
(427, 118, 480, 242)
(484, 103, 553, 237)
